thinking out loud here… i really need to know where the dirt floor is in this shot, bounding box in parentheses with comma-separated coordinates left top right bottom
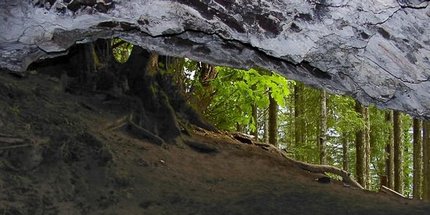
(0, 71, 429, 215)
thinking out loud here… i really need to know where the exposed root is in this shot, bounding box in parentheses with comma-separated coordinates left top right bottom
(0, 144, 32, 150)
(104, 113, 165, 146)
(103, 114, 131, 131)
(0, 137, 26, 144)
(257, 143, 364, 190)
(231, 132, 255, 145)
(184, 139, 219, 154)
(0, 134, 29, 150)
(126, 119, 165, 146)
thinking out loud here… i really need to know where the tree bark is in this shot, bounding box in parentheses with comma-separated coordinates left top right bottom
(294, 82, 305, 147)
(268, 93, 278, 146)
(385, 111, 395, 189)
(393, 110, 403, 193)
(364, 106, 371, 189)
(355, 101, 365, 187)
(413, 118, 423, 199)
(190, 63, 218, 114)
(342, 135, 349, 172)
(319, 90, 327, 165)
(423, 121, 430, 201)
(262, 108, 268, 143)
(252, 104, 258, 141)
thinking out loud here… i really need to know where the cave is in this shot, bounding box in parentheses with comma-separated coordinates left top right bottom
(1, 0, 430, 214)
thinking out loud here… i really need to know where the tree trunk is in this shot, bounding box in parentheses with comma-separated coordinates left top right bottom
(263, 108, 268, 143)
(252, 104, 258, 141)
(413, 118, 423, 199)
(251, 83, 259, 141)
(385, 111, 395, 189)
(268, 93, 278, 146)
(355, 101, 365, 187)
(294, 82, 305, 147)
(342, 135, 349, 172)
(393, 110, 403, 193)
(190, 63, 218, 114)
(319, 90, 327, 165)
(423, 121, 430, 201)
(364, 107, 371, 189)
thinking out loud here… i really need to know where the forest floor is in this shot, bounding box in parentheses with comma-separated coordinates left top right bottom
(0, 71, 429, 215)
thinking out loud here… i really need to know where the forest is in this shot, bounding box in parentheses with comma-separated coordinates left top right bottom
(112, 40, 430, 199)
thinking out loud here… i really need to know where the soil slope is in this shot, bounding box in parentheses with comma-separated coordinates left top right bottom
(0, 72, 429, 215)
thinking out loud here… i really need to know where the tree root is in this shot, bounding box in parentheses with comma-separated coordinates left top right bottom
(0, 134, 29, 150)
(126, 119, 165, 146)
(0, 137, 26, 145)
(104, 113, 165, 146)
(184, 139, 219, 154)
(0, 144, 32, 150)
(103, 114, 130, 131)
(257, 143, 364, 190)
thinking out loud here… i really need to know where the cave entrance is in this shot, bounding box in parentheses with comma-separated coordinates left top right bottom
(26, 38, 428, 196)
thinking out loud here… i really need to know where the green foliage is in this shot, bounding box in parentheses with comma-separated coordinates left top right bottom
(112, 38, 133, 63)
(201, 67, 290, 131)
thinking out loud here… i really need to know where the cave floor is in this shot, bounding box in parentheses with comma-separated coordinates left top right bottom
(0, 72, 429, 215)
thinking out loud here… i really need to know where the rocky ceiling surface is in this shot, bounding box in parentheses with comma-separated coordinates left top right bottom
(0, 0, 430, 117)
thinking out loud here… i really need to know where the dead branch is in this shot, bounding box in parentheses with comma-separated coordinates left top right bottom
(380, 185, 407, 199)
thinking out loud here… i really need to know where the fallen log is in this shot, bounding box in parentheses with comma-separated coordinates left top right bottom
(259, 143, 364, 190)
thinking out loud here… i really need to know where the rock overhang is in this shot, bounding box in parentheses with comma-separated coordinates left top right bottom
(0, 0, 429, 117)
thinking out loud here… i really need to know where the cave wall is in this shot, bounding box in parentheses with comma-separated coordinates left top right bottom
(0, 0, 430, 117)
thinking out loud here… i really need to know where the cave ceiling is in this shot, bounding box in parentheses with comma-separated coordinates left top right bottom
(1, 0, 430, 117)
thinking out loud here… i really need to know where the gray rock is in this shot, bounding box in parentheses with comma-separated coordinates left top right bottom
(0, 0, 430, 117)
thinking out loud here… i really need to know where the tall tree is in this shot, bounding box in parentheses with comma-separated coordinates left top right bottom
(355, 101, 366, 187)
(385, 111, 395, 189)
(319, 90, 327, 164)
(423, 121, 430, 201)
(191, 63, 218, 114)
(252, 104, 258, 141)
(294, 82, 305, 148)
(364, 106, 371, 188)
(342, 136, 349, 171)
(262, 108, 268, 143)
(393, 110, 403, 193)
(268, 93, 278, 146)
(413, 118, 423, 199)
